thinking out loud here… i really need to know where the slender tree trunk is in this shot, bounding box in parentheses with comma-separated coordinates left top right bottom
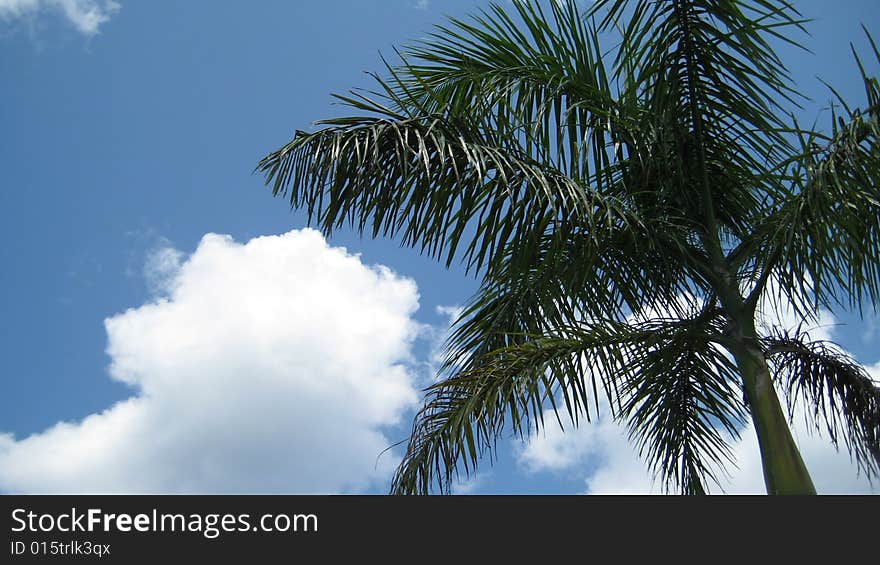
(727, 313, 817, 495)
(673, 0, 814, 494)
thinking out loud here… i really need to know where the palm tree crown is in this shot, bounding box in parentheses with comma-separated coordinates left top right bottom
(258, 0, 880, 494)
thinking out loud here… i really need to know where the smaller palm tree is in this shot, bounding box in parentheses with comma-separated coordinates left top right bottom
(258, 0, 880, 494)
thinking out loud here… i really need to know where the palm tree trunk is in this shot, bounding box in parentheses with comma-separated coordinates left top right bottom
(728, 315, 817, 495)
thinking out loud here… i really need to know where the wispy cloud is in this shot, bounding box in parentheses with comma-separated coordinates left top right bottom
(142, 241, 183, 296)
(0, 0, 120, 36)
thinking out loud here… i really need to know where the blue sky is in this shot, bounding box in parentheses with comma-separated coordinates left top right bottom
(0, 0, 878, 494)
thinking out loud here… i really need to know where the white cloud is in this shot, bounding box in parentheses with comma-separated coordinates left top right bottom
(0, 229, 422, 493)
(517, 291, 880, 494)
(451, 471, 491, 495)
(414, 0, 430, 10)
(518, 413, 657, 494)
(0, 0, 119, 35)
(422, 305, 463, 380)
(862, 313, 880, 344)
(142, 242, 183, 295)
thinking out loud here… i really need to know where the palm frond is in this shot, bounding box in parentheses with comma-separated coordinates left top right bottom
(756, 33, 880, 313)
(592, 0, 806, 241)
(395, 0, 628, 186)
(257, 1, 677, 275)
(764, 329, 880, 478)
(620, 315, 746, 495)
(257, 101, 635, 273)
(392, 312, 740, 494)
(392, 331, 620, 495)
(443, 222, 711, 384)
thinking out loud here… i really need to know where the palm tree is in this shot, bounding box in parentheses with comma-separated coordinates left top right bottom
(257, 0, 880, 494)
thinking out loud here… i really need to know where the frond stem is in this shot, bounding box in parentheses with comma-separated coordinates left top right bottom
(672, 0, 724, 269)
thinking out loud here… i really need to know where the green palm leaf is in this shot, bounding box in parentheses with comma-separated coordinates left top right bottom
(755, 35, 880, 313)
(764, 329, 880, 477)
(393, 312, 746, 495)
(257, 94, 638, 274)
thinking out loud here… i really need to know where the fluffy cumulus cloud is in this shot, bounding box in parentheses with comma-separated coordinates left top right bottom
(0, 230, 422, 493)
(0, 0, 119, 35)
(518, 292, 880, 494)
